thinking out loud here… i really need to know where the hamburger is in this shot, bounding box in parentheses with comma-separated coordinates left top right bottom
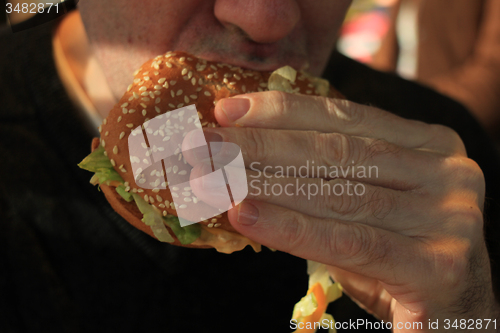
(78, 51, 344, 254)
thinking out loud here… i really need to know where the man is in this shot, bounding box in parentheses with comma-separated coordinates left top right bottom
(1, 0, 499, 332)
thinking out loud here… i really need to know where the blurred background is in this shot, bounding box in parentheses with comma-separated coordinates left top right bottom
(338, 0, 396, 65)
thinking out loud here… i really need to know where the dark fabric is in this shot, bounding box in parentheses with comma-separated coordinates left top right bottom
(0, 16, 499, 333)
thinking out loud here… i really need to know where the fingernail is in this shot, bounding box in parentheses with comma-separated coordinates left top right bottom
(221, 98, 250, 122)
(238, 202, 259, 225)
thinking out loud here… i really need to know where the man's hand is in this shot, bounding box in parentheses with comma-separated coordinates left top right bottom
(197, 91, 499, 331)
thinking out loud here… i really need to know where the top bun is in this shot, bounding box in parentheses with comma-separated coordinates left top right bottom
(97, 51, 343, 252)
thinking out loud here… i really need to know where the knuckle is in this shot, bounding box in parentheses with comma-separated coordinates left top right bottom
(365, 138, 402, 161)
(445, 202, 485, 240)
(443, 156, 485, 198)
(263, 90, 290, 121)
(321, 179, 356, 216)
(242, 127, 271, 165)
(279, 212, 310, 251)
(429, 124, 467, 155)
(324, 98, 364, 128)
(330, 223, 390, 268)
(316, 132, 355, 167)
(364, 188, 398, 221)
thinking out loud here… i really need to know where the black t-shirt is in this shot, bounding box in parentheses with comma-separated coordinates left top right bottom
(1, 18, 499, 333)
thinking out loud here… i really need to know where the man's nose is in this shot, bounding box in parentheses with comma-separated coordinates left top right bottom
(214, 0, 301, 43)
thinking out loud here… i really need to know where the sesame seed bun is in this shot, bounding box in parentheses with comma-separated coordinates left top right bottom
(97, 51, 343, 251)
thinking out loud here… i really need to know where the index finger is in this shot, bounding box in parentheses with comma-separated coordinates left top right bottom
(214, 91, 466, 155)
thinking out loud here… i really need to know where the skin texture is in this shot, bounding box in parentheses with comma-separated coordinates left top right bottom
(77, 0, 500, 331)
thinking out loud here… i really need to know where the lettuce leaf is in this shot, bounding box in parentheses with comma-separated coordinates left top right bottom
(78, 145, 124, 186)
(78, 145, 201, 245)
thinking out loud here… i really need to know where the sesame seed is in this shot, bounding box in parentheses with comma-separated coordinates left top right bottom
(179, 57, 186, 62)
(179, 204, 187, 209)
(176, 89, 183, 96)
(211, 218, 217, 223)
(155, 106, 161, 113)
(98, 126, 102, 133)
(191, 77, 196, 85)
(163, 210, 168, 216)
(110, 159, 116, 166)
(173, 166, 178, 173)
(119, 132, 125, 139)
(140, 103, 147, 108)
(129, 109, 136, 113)
(105, 131, 109, 136)
(133, 92, 139, 99)
(117, 116, 122, 122)
(159, 203, 165, 208)
(142, 97, 150, 102)
(165, 62, 172, 68)
(154, 85, 162, 90)
(207, 223, 214, 228)
(121, 102, 129, 108)
(177, 103, 184, 108)
(158, 78, 166, 84)
(171, 90, 175, 98)
(155, 98, 161, 104)
(141, 91, 149, 97)
(126, 123, 134, 128)
(181, 68, 188, 75)
(190, 95, 198, 99)
(156, 195, 163, 202)
(170, 80, 176, 85)
(113, 146, 118, 154)
(103, 119, 107, 125)
(204, 91, 211, 96)
(214, 223, 221, 228)
(139, 86, 147, 92)
(144, 194, 149, 201)
(101, 139, 106, 147)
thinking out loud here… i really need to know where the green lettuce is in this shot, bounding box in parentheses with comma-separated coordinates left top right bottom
(78, 145, 201, 244)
